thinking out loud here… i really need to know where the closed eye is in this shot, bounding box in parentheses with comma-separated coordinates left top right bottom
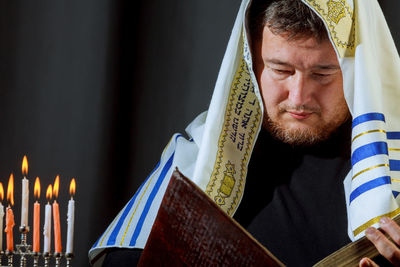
(313, 72, 331, 77)
(273, 69, 293, 75)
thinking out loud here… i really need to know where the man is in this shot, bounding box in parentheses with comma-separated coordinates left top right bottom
(90, 0, 400, 266)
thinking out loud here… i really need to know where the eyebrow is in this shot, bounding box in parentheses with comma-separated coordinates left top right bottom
(265, 59, 340, 70)
(265, 59, 292, 67)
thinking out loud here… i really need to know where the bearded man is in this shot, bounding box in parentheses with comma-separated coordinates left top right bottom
(90, 0, 400, 266)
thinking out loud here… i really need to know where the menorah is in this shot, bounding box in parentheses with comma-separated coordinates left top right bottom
(0, 156, 76, 267)
(0, 226, 73, 267)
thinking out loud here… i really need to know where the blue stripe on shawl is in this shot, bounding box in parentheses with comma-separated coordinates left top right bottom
(129, 150, 175, 246)
(387, 132, 400, 140)
(390, 160, 400, 171)
(393, 191, 400, 198)
(352, 113, 385, 128)
(350, 176, 391, 203)
(128, 134, 181, 246)
(351, 142, 388, 166)
(106, 161, 161, 246)
(92, 236, 100, 249)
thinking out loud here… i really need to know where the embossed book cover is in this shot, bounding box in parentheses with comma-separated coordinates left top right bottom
(138, 169, 391, 266)
(138, 169, 284, 267)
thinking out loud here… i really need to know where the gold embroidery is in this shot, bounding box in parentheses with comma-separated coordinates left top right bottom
(206, 32, 262, 216)
(327, 0, 346, 24)
(352, 164, 390, 180)
(352, 129, 387, 143)
(303, 0, 355, 57)
(215, 162, 236, 206)
(353, 208, 400, 236)
(389, 148, 400, 152)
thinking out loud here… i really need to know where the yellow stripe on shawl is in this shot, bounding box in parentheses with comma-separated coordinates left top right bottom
(353, 208, 400, 236)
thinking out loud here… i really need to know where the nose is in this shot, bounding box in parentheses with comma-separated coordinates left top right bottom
(287, 73, 310, 106)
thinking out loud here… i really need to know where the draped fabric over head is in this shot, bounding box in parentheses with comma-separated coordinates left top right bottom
(89, 0, 400, 264)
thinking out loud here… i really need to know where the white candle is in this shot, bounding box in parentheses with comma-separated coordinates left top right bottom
(66, 198, 75, 254)
(21, 177, 29, 227)
(0, 203, 3, 251)
(43, 203, 51, 253)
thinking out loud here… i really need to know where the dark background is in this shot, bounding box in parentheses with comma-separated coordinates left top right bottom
(0, 1, 397, 266)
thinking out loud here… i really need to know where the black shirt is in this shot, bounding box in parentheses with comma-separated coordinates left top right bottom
(233, 122, 352, 266)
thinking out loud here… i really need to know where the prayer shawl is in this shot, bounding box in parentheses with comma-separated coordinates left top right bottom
(89, 0, 400, 264)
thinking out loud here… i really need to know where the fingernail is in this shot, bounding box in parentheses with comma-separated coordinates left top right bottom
(380, 216, 389, 224)
(365, 227, 375, 236)
(360, 257, 372, 267)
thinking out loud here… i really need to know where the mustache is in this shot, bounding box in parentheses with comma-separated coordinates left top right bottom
(278, 104, 321, 113)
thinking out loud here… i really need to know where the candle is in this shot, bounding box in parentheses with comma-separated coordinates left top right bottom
(5, 174, 14, 252)
(52, 176, 62, 253)
(0, 183, 4, 251)
(33, 177, 40, 253)
(43, 185, 52, 254)
(5, 207, 14, 252)
(53, 202, 61, 253)
(66, 178, 76, 254)
(21, 155, 29, 227)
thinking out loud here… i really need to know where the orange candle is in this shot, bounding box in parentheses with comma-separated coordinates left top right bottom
(52, 176, 62, 253)
(52, 201, 61, 253)
(33, 177, 41, 253)
(33, 203, 40, 252)
(5, 207, 14, 252)
(5, 174, 14, 252)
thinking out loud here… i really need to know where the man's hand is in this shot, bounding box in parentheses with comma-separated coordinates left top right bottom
(359, 217, 400, 266)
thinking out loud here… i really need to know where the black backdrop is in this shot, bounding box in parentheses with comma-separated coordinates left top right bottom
(0, 1, 398, 266)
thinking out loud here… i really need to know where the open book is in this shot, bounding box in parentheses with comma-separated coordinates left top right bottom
(138, 169, 391, 266)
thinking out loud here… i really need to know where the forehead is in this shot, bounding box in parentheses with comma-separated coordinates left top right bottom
(257, 26, 339, 68)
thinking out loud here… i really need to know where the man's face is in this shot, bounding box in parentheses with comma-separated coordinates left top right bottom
(253, 26, 350, 145)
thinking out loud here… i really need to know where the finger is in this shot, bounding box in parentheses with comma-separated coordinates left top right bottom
(359, 257, 379, 267)
(379, 216, 400, 246)
(365, 227, 400, 265)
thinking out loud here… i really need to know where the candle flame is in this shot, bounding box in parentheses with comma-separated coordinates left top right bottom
(46, 184, 53, 202)
(53, 175, 59, 199)
(0, 183, 3, 201)
(7, 173, 14, 206)
(22, 155, 28, 176)
(34, 177, 40, 199)
(69, 178, 76, 197)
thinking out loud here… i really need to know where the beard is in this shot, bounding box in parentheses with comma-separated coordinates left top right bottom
(263, 103, 350, 146)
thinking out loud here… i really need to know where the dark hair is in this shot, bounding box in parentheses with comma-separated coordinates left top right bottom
(249, 0, 328, 42)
